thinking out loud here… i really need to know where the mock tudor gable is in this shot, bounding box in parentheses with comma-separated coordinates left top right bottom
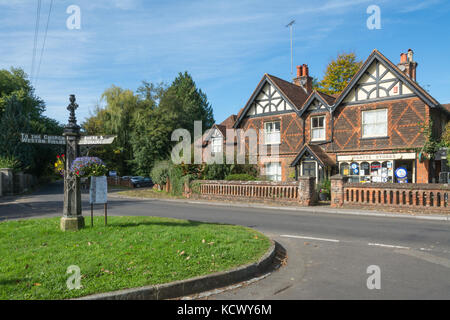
(234, 74, 309, 128)
(333, 49, 439, 111)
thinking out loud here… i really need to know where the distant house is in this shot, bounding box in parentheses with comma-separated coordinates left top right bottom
(207, 49, 450, 183)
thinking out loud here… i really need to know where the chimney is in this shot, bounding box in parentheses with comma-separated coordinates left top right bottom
(397, 49, 418, 82)
(293, 64, 313, 93)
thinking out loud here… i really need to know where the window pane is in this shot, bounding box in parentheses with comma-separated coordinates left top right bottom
(274, 122, 280, 131)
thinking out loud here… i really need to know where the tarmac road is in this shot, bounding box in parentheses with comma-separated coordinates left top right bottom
(1, 181, 449, 299)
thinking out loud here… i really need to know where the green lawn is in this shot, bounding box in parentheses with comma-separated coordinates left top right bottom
(0, 216, 270, 300)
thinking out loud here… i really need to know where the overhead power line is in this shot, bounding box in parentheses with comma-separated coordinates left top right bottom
(35, 0, 54, 87)
(31, 0, 42, 82)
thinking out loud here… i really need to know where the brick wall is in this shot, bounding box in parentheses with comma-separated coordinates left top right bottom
(190, 178, 317, 206)
(331, 174, 450, 212)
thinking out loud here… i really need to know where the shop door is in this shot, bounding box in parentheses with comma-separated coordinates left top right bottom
(394, 160, 413, 183)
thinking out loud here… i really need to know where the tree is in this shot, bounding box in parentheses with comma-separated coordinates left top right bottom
(317, 52, 362, 95)
(0, 68, 63, 176)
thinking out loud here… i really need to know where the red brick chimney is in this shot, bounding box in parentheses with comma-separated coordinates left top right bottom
(293, 64, 313, 93)
(397, 49, 418, 82)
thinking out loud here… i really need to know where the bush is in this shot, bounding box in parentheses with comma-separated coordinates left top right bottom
(225, 174, 257, 181)
(202, 163, 231, 180)
(150, 160, 171, 186)
(319, 179, 331, 194)
(0, 156, 21, 171)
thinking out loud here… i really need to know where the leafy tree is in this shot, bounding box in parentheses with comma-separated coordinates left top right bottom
(83, 72, 215, 176)
(317, 52, 362, 95)
(0, 68, 63, 176)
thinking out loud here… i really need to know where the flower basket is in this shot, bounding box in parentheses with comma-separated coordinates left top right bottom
(70, 157, 108, 178)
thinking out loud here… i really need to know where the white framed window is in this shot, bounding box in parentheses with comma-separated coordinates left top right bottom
(264, 121, 280, 145)
(311, 116, 326, 141)
(211, 137, 222, 153)
(362, 109, 388, 138)
(265, 162, 281, 181)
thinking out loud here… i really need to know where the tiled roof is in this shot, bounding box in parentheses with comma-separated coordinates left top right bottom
(219, 114, 237, 128)
(266, 74, 310, 110)
(307, 144, 336, 167)
(291, 143, 336, 167)
(316, 91, 336, 105)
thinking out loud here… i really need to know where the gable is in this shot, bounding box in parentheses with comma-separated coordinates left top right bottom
(343, 59, 414, 104)
(247, 82, 293, 116)
(307, 98, 328, 112)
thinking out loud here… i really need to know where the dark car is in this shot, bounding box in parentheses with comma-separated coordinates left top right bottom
(130, 176, 153, 188)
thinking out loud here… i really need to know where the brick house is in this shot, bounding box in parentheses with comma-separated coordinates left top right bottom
(208, 49, 450, 183)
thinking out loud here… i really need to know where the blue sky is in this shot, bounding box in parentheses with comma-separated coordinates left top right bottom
(0, 0, 449, 125)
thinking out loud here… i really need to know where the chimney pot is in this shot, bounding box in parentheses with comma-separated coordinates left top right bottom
(296, 65, 302, 77)
(302, 64, 308, 77)
(400, 53, 407, 63)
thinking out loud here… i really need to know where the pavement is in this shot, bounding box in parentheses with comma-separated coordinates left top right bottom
(1, 181, 450, 299)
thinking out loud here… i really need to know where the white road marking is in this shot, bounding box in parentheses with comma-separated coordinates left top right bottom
(280, 235, 340, 243)
(368, 243, 410, 250)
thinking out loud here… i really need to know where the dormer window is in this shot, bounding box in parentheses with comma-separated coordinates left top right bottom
(311, 116, 326, 141)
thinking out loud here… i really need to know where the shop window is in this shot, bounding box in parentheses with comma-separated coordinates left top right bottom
(359, 162, 371, 183)
(349, 162, 360, 183)
(340, 162, 349, 176)
(370, 162, 382, 182)
(362, 109, 387, 138)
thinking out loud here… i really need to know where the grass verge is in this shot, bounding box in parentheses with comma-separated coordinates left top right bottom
(117, 188, 183, 199)
(0, 216, 270, 300)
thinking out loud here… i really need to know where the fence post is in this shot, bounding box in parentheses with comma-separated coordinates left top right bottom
(298, 176, 316, 206)
(330, 174, 348, 208)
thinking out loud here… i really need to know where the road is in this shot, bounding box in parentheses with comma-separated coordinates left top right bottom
(1, 181, 450, 299)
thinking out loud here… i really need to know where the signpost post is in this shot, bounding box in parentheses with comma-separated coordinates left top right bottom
(60, 95, 84, 231)
(20, 95, 116, 231)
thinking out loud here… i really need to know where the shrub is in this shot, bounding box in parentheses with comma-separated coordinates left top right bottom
(150, 160, 171, 186)
(319, 179, 331, 194)
(225, 174, 257, 181)
(0, 156, 21, 171)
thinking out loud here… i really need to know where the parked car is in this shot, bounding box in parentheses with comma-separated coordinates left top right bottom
(121, 176, 132, 181)
(130, 176, 153, 188)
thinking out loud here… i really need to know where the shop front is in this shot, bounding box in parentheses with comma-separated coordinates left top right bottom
(337, 152, 417, 183)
